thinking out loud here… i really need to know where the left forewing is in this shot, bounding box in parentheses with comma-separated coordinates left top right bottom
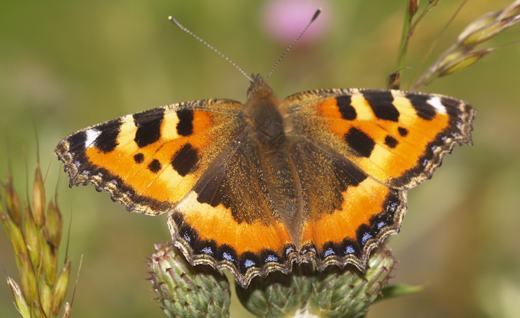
(55, 99, 243, 215)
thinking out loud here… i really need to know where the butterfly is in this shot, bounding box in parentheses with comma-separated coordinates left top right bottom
(55, 71, 474, 287)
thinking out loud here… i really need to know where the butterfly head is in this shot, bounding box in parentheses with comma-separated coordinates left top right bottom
(247, 74, 273, 100)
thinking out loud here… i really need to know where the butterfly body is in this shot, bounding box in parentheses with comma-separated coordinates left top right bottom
(56, 72, 474, 287)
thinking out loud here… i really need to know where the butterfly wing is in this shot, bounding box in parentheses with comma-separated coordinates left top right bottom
(283, 88, 474, 189)
(56, 99, 244, 215)
(57, 88, 475, 287)
(56, 98, 296, 287)
(284, 136, 405, 271)
(168, 134, 296, 287)
(280, 88, 474, 270)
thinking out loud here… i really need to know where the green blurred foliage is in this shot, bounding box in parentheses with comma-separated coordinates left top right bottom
(1, 1, 519, 317)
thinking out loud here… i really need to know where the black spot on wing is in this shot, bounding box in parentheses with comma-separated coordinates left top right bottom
(134, 108, 165, 147)
(345, 127, 375, 157)
(147, 159, 162, 173)
(176, 109, 194, 136)
(384, 135, 398, 148)
(336, 95, 356, 120)
(398, 127, 408, 136)
(363, 90, 399, 122)
(133, 153, 144, 163)
(171, 143, 199, 176)
(406, 93, 436, 120)
(94, 119, 122, 152)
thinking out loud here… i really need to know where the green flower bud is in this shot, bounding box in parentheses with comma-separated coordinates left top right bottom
(148, 244, 231, 318)
(236, 267, 315, 317)
(237, 249, 395, 318)
(310, 249, 395, 318)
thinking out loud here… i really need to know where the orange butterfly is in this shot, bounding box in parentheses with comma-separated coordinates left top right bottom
(56, 13, 474, 288)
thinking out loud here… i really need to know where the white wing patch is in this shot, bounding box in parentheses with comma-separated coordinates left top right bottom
(85, 129, 101, 147)
(428, 96, 447, 114)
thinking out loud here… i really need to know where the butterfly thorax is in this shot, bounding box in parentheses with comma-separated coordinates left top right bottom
(244, 74, 286, 147)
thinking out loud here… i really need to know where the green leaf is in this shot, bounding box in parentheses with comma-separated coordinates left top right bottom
(377, 284, 423, 302)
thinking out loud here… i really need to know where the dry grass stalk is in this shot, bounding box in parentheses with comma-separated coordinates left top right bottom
(412, 0, 520, 90)
(1, 164, 74, 318)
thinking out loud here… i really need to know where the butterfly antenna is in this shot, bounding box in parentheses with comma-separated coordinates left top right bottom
(169, 16, 253, 82)
(267, 9, 321, 79)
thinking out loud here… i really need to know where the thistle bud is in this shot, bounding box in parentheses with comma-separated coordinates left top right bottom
(148, 244, 230, 318)
(236, 268, 315, 317)
(237, 249, 395, 318)
(310, 249, 395, 317)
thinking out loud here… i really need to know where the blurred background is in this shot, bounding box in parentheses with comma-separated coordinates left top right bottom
(1, 0, 519, 317)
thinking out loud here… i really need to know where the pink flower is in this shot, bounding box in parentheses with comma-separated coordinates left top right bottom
(262, 0, 330, 45)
